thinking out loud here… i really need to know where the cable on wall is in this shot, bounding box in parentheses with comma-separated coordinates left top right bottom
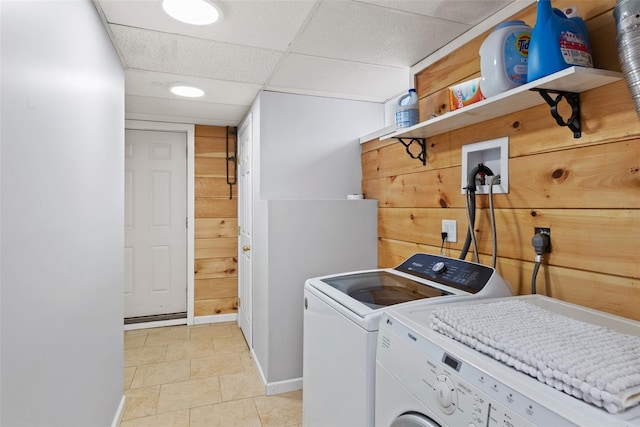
(531, 231, 550, 294)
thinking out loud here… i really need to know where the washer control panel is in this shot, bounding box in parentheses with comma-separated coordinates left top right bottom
(395, 253, 494, 294)
(377, 315, 577, 427)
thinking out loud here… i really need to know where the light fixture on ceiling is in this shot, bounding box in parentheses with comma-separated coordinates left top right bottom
(162, 0, 223, 26)
(170, 84, 205, 98)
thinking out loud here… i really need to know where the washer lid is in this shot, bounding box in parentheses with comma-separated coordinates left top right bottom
(390, 413, 441, 427)
(320, 271, 452, 310)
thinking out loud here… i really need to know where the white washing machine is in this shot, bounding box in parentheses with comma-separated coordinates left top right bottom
(375, 295, 640, 427)
(302, 253, 514, 427)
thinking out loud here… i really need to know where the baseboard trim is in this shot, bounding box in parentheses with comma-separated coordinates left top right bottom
(265, 377, 303, 396)
(124, 318, 187, 331)
(123, 314, 237, 330)
(111, 395, 126, 427)
(251, 347, 268, 389)
(249, 348, 302, 396)
(194, 313, 237, 324)
(124, 312, 187, 325)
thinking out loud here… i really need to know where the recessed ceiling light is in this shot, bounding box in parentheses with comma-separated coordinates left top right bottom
(170, 85, 205, 98)
(162, 0, 223, 26)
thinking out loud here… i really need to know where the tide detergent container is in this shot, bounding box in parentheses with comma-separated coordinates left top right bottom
(479, 20, 532, 97)
(527, 0, 593, 83)
(395, 89, 419, 128)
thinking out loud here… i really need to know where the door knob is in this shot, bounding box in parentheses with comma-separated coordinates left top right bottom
(242, 245, 251, 252)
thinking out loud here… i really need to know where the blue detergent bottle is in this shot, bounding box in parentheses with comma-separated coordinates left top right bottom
(527, 0, 594, 82)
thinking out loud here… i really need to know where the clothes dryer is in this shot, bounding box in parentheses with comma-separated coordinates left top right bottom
(376, 295, 640, 427)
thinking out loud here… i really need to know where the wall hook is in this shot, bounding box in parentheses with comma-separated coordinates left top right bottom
(226, 126, 238, 199)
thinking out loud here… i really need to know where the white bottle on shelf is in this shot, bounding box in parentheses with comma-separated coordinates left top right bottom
(395, 89, 419, 128)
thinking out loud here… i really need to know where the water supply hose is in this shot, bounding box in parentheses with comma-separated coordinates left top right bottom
(489, 175, 501, 268)
(459, 163, 494, 262)
(464, 188, 480, 263)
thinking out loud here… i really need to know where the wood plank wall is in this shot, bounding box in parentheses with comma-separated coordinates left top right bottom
(194, 125, 238, 316)
(362, 0, 640, 320)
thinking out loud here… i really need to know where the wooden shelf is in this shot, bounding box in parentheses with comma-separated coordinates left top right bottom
(381, 67, 623, 141)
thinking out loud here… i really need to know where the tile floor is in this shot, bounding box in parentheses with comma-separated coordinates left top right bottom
(122, 322, 302, 427)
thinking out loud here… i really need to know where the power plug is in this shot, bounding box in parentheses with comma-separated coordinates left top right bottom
(442, 220, 457, 243)
(532, 227, 551, 254)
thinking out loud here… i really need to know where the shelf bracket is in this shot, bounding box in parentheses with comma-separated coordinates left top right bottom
(531, 88, 581, 138)
(396, 137, 426, 165)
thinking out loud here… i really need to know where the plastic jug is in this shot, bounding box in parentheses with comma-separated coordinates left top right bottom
(395, 89, 419, 128)
(527, 0, 593, 82)
(563, 5, 592, 52)
(479, 20, 532, 97)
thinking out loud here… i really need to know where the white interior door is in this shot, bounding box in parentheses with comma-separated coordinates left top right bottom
(237, 115, 253, 346)
(124, 129, 187, 318)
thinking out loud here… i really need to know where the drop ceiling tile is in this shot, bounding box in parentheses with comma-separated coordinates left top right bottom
(126, 94, 248, 124)
(110, 24, 283, 83)
(290, 1, 470, 67)
(354, 0, 514, 26)
(268, 54, 409, 102)
(125, 70, 261, 106)
(93, 0, 531, 126)
(98, 0, 316, 51)
(126, 111, 239, 127)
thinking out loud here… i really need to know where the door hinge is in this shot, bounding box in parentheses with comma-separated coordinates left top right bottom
(238, 297, 241, 308)
(238, 226, 241, 236)
(186, 217, 189, 229)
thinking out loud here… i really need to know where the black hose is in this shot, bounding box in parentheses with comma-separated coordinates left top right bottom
(489, 175, 500, 268)
(459, 163, 494, 261)
(460, 188, 476, 260)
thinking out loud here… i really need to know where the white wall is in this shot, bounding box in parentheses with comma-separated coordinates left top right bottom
(267, 200, 378, 385)
(260, 91, 384, 199)
(247, 91, 383, 392)
(1, 1, 125, 425)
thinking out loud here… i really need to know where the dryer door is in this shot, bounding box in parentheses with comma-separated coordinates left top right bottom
(390, 413, 441, 427)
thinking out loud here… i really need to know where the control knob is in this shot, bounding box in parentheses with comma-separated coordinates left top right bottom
(432, 261, 447, 274)
(435, 375, 457, 415)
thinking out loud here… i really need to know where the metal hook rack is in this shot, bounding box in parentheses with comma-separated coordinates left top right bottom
(397, 137, 427, 165)
(226, 126, 238, 199)
(531, 88, 581, 138)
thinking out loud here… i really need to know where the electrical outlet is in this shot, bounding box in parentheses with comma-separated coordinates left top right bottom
(442, 220, 457, 243)
(534, 227, 551, 253)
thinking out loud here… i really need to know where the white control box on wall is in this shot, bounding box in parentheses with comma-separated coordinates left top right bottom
(461, 137, 509, 194)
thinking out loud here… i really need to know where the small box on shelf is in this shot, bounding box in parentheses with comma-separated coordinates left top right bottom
(448, 78, 485, 111)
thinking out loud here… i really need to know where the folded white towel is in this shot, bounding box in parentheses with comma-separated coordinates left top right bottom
(430, 300, 640, 414)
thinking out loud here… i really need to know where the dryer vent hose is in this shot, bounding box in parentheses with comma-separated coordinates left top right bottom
(615, 0, 640, 119)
